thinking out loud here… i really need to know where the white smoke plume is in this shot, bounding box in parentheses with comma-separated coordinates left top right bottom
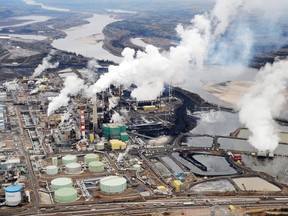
(211, 0, 243, 36)
(242, 0, 288, 21)
(91, 13, 213, 100)
(110, 112, 124, 123)
(239, 59, 288, 152)
(87, 59, 100, 70)
(32, 50, 59, 78)
(83, 59, 99, 82)
(23, 0, 70, 12)
(91, 0, 256, 100)
(47, 76, 88, 116)
(48, 59, 99, 115)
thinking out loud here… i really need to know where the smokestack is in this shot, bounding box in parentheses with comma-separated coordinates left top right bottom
(80, 110, 85, 139)
(92, 94, 98, 132)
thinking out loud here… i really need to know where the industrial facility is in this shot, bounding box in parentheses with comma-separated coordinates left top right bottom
(0, 68, 288, 216)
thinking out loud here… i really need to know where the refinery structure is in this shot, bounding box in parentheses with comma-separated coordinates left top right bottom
(1, 1, 288, 215)
(0, 66, 288, 216)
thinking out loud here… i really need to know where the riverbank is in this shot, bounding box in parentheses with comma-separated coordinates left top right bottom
(52, 14, 123, 63)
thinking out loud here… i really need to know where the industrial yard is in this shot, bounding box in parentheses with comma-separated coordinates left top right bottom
(0, 0, 288, 215)
(0, 67, 288, 216)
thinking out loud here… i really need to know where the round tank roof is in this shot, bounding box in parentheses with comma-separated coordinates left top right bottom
(100, 176, 126, 187)
(84, 153, 99, 163)
(51, 177, 72, 186)
(5, 185, 22, 193)
(47, 165, 57, 169)
(63, 155, 77, 160)
(85, 153, 98, 158)
(65, 163, 81, 168)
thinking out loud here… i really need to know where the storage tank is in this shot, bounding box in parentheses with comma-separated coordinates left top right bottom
(54, 188, 77, 203)
(132, 164, 141, 172)
(46, 165, 58, 175)
(100, 176, 127, 194)
(88, 161, 104, 173)
(52, 157, 58, 166)
(65, 163, 81, 174)
(51, 177, 73, 191)
(84, 153, 99, 164)
(5, 185, 22, 206)
(96, 142, 105, 150)
(62, 155, 77, 165)
(89, 134, 95, 142)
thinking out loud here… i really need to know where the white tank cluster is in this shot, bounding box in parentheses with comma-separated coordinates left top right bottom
(100, 176, 127, 194)
(62, 155, 77, 165)
(51, 177, 73, 191)
(5, 185, 22, 206)
(46, 165, 58, 175)
(65, 162, 82, 174)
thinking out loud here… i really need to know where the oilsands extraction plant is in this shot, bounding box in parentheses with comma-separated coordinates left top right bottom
(0, 67, 288, 216)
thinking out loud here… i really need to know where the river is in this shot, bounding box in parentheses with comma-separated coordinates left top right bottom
(52, 14, 123, 63)
(0, 15, 52, 29)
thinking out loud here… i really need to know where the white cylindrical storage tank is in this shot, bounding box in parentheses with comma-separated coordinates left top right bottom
(46, 165, 58, 175)
(52, 157, 58, 166)
(96, 142, 105, 150)
(65, 163, 81, 174)
(54, 188, 77, 203)
(88, 161, 104, 173)
(62, 155, 77, 165)
(5, 185, 22, 206)
(100, 176, 127, 194)
(84, 153, 99, 164)
(132, 164, 141, 172)
(51, 177, 73, 191)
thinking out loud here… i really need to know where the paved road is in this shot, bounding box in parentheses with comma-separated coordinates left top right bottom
(15, 104, 40, 215)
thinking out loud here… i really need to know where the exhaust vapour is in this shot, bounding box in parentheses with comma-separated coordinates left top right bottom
(47, 58, 102, 115)
(32, 50, 59, 78)
(91, 1, 232, 99)
(47, 76, 87, 116)
(239, 59, 288, 152)
(46, 0, 288, 154)
(91, 0, 288, 100)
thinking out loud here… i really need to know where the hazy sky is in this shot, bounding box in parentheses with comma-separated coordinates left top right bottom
(18, 0, 214, 12)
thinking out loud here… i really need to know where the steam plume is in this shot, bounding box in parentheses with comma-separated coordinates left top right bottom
(91, 0, 252, 100)
(47, 76, 87, 116)
(84, 59, 99, 82)
(110, 112, 124, 123)
(23, 0, 70, 12)
(32, 50, 59, 78)
(47, 59, 101, 115)
(239, 59, 288, 152)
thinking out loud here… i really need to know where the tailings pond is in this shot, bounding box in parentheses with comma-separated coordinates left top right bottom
(172, 152, 238, 176)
